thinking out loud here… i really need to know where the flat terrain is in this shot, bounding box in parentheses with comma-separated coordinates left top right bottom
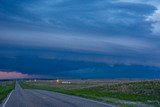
(21, 79, 160, 107)
(0, 81, 15, 103)
(0, 82, 114, 107)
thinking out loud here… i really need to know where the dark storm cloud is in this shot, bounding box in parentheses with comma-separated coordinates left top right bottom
(0, 0, 156, 35)
(0, 0, 160, 78)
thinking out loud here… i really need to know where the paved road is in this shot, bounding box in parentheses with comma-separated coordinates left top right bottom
(1, 82, 115, 107)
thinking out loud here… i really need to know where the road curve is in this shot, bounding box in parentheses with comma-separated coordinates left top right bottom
(1, 82, 116, 107)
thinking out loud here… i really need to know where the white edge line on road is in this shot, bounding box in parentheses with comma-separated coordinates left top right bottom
(67, 93, 116, 107)
(61, 91, 117, 107)
(34, 90, 116, 107)
(2, 90, 13, 107)
(52, 91, 116, 107)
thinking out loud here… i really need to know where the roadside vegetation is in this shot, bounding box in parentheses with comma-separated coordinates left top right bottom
(20, 79, 160, 107)
(0, 81, 15, 103)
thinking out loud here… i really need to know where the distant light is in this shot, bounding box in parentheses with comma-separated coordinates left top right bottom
(56, 79, 59, 83)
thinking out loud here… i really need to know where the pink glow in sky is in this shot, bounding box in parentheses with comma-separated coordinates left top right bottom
(0, 71, 32, 79)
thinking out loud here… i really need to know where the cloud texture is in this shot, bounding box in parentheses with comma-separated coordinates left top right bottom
(0, 0, 160, 78)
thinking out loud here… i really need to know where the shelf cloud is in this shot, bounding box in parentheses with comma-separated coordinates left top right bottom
(0, 0, 160, 78)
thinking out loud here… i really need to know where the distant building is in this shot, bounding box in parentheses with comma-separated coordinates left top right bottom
(62, 81, 71, 84)
(54, 79, 71, 84)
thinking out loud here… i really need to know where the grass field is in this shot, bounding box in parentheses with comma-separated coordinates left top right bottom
(0, 81, 15, 103)
(20, 79, 160, 107)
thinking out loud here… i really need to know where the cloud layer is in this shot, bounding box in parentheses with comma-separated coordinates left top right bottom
(0, 71, 31, 79)
(0, 0, 160, 78)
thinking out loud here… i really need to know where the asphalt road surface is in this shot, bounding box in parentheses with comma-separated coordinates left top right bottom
(0, 82, 115, 107)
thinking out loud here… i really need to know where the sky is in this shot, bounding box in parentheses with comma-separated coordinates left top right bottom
(0, 0, 160, 79)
